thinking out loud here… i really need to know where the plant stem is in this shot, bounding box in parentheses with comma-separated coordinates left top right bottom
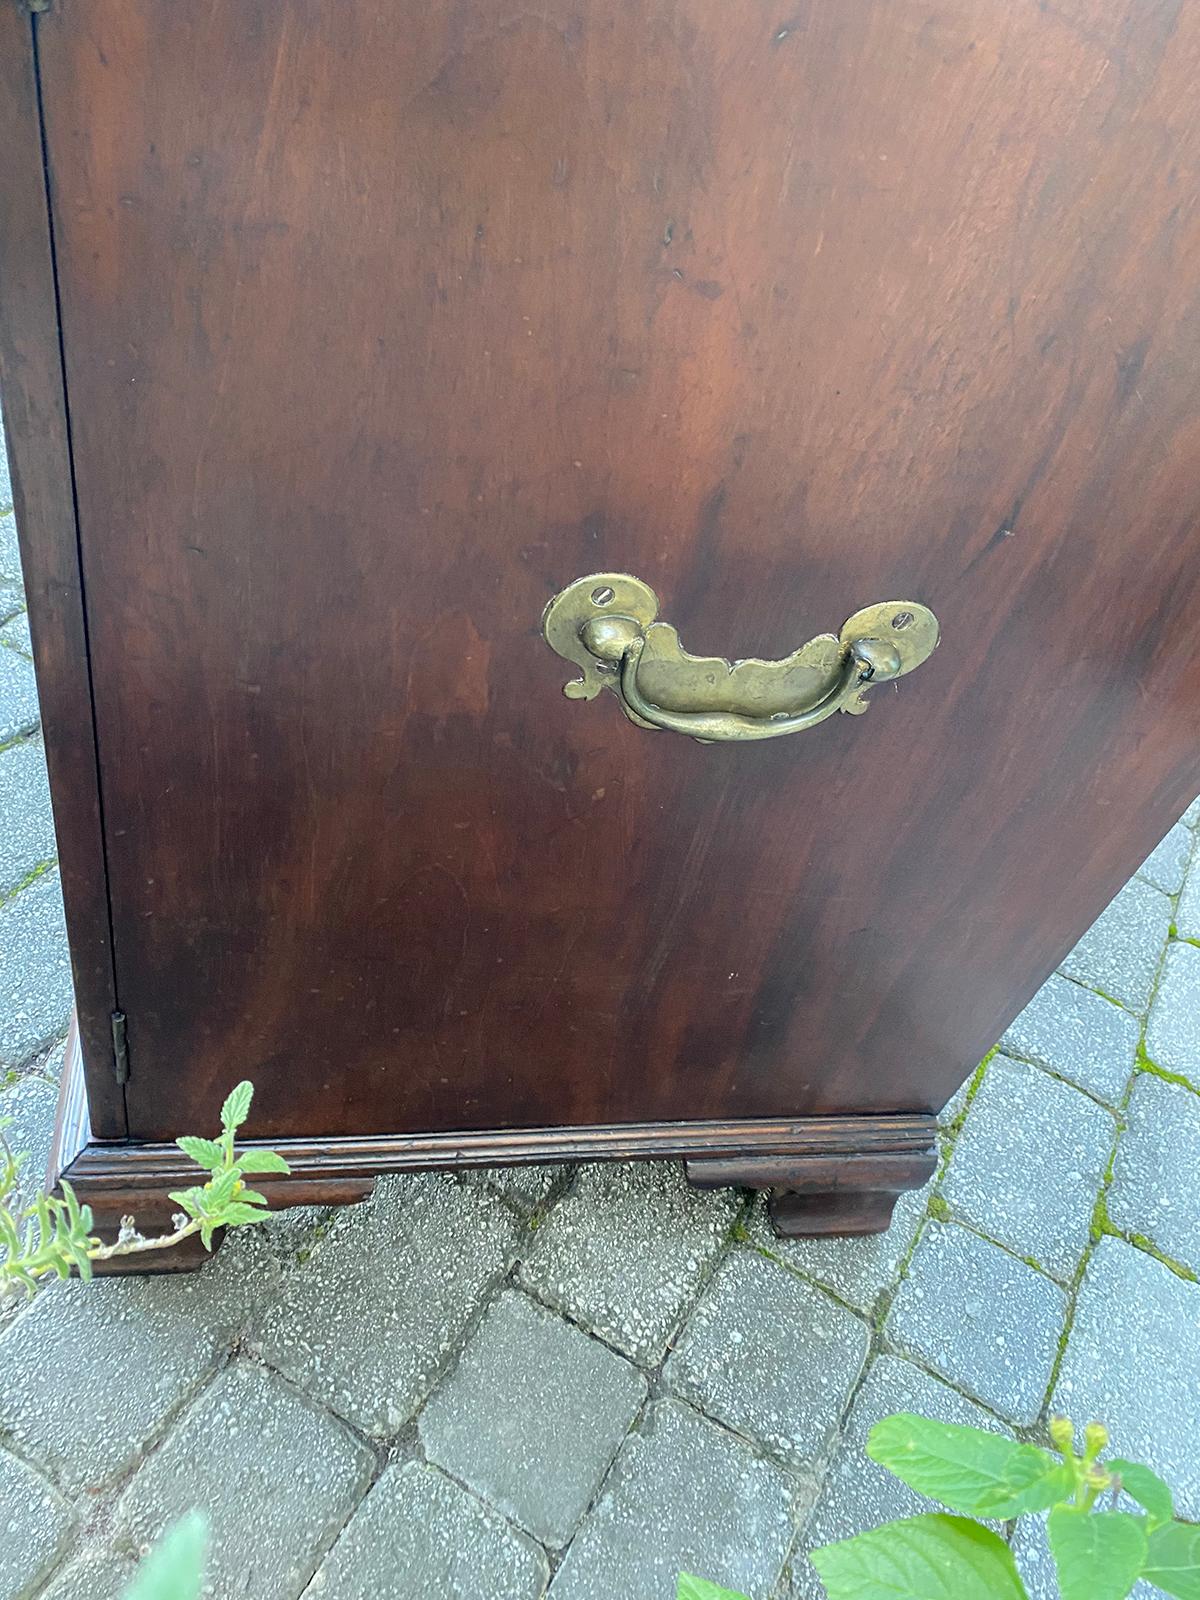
(1, 1216, 205, 1299)
(88, 1222, 202, 1261)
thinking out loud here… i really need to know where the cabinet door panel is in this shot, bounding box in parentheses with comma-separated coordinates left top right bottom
(36, 0, 1200, 1138)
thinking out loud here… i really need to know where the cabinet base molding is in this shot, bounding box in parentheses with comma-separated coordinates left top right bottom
(685, 1151, 939, 1236)
(48, 1024, 937, 1273)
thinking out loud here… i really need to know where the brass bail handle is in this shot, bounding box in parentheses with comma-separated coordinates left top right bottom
(541, 572, 939, 743)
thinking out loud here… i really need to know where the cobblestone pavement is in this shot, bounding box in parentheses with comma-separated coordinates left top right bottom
(2, 421, 1198, 1598)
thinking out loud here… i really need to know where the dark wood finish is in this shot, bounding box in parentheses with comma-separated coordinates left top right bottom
(47, 1019, 218, 1274)
(9, 1, 1200, 1261)
(68, 1110, 937, 1192)
(0, 6, 124, 1136)
(687, 1149, 939, 1237)
(769, 1188, 917, 1240)
(53, 1000, 932, 1268)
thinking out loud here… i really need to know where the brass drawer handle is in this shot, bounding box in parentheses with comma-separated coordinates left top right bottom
(542, 572, 938, 743)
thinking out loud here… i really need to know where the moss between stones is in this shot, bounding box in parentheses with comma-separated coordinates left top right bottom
(1088, 986, 1126, 1009)
(0, 857, 55, 907)
(1086, 1142, 1197, 1283)
(1134, 1042, 1200, 1097)
(0, 729, 36, 757)
(1124, 1233, 1198, 1284)
(1089, 1190, 1114, 1245)
(941, 1051, 994, 1141)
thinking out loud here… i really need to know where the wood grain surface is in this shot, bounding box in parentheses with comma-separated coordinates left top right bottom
(0, 6, 124, 1136)
(19, 0, 1200, 1142)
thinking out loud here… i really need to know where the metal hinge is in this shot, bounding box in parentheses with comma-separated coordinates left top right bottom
(111, 1011, 129, 1084)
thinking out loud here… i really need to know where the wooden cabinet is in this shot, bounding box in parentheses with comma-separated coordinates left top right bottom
(4, 0, 1199, 1268)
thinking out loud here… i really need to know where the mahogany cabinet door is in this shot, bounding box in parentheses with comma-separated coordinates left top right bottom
(26, 0, 1200, 1142)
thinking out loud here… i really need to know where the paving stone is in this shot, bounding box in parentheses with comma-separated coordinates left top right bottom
(0, 736, 55, 897)
(941, 1056, 1115, 1281)
(0, 512, 16, 582)
(0, 1265, 256, 1492)
(1, 609, 32, 656)
(1108, 1075, 1200, 1275)
(1010, 1515, 1155, 1600)
(253, 1173, 516, 1436)
(31, 1032, 68, 1084)
(789, 1356, 1011, 1598)
(39, 1551, 138, 1600)
(305, 1459, 548, 1599)
(0, 442, 11, 516)
(1145, 940, 1200, 1082)
(0, 869, 72, 1068)
(0, 1070, 60, 1207)
(0, 580, 22, 624)
(1052, 1236, 1200, 1519)
(466, 1163, 564, 1212)
(745, 1177, 932, 1318)
(0, 640, 39, 744)
(420, 1288, 645, 1546)
(0, 1447, 74, 1599)
(1001, 972, 1138, 1105)
(548, 1398, 795, 1600)
(937, 1067, 979, 1130)
(1184, 795, 1200, 829)
(884, 1221, 1068, 1423)
(665, 1249, 868, 1468)
(1137, 820, 1194, 894)
(114, 1362, 375, 1600)
(517, 1161, 741, 1365)
(1175, 850, 1200, 939)
(1058, 876, 1172, 1013)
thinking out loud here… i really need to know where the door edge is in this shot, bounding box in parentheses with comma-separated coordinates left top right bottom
(0, 5, 125, 1134)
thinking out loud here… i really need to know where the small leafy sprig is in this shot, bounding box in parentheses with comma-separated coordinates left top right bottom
(0, 1127, 96, 1295)
(679, 1413, 1199, 1600)
(810, 1412, 1200, 1600)
(0, 1080, 288, 1298)
(123, 1512, 207, 1600)
(169, 1080, 290, 1249)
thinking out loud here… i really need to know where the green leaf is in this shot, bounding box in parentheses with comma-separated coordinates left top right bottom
(867, 1414, 1063, 1518)
(33, 1193, 52, 1251)
(220, 1081, 253, 1132)
(124, 1510, 208, 1600)
(203, 1170, 240, 1209)
(176, 1136, 225, 1172)
(1107, 1459, 1173, 1529)
(1143, 1520, 1200, 1600)
(976, 1456, 1076, 1518)
(676, 1577, 749, 1600)
(235, 1149, 291, 1175)
(811, 1514, 1029, 1600)
(213, 1202, 270, 1227)
(1047, 1507, 1147, 1600)
(167, 1188, 206, 1221)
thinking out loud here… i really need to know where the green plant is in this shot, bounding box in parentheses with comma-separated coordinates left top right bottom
(810, 1413, 1200, 1600)
(680, 1414, 1199, 1600)
(0, 1081, 288, 1297)
(123, 1513, 207, 1600)
(678, 1578, 747, 1599)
